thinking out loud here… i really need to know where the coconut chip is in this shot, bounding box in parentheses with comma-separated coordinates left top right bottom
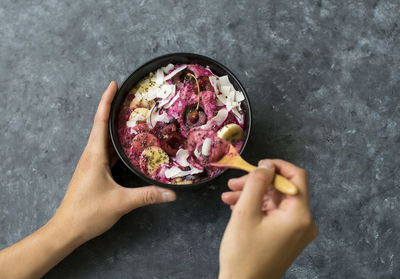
(163, 92, 180, 109)
(201, 138, 212, 156)
(127, 115, 145, 128)
(194, 146, 202, 159)
(175, 149, 190, 167)
(164, 65, 187, 81)
(200, 108, 229, 130)
(165, 166, 203, 179)
(148, 106, 170, 128)
(157, 84, 175, 99)
(162, 63, 175, 74)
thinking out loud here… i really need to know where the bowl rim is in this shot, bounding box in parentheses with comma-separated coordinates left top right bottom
(109, 52, 252, 190)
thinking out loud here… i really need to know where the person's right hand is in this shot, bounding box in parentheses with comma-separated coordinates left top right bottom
(219, 159, 318, 279)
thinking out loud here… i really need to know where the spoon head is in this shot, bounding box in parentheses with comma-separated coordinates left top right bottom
(210, 145, 240, 168)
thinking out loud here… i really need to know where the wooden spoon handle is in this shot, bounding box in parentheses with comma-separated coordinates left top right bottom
(273, 174, 298, 195)
(234, 160, 298, 195)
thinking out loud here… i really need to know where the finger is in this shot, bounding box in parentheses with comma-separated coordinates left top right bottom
(230, 205, 235, 211)
(227, 175, 248, 191)
(120, 186, 176, 213)
(221, 191, 242, 205)
(271, 159, 309, 203)
(235, 160, 275, 218)
(260, 184, 283, 211)
(89, 81, 118, 150)
(223, 188, 282, 209)
(262, 190, 282, 211)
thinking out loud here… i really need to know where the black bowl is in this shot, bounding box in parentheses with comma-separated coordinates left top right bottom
(109, 53, 252, 190)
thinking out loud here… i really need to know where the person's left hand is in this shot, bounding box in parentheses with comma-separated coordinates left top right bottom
(50, 81, 177, 244)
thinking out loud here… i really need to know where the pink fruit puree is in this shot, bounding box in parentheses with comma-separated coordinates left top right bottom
(118, 64, 246, 184)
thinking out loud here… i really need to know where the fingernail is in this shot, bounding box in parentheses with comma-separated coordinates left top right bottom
(258, 159, 274, 170)
(162, 191, 176, 202)
(107, 81, 116, 90)
(221, 192, 229, 198)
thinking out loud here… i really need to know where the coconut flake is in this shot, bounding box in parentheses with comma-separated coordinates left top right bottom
(216, 98, 224, 106)
(190, 167, 204, 175)
(165, 166, 183, 178)
(175, 149, 190, 167)
(157, 164, 167, 177)
(165, 165, 203, 179)
(236, 91, 245, 102)
(194, 146, 201, 159)
(218, 76, 232, 88)
(127, 111, 146, 128)
(151, 69, 165, 85)
(154, 110, 170, 123)
(127, 116, 144, 128)
(164, 65, 187, 81)
(200, 108, 229, 129)
(162, 63, 175, 74)
(147, 104, 157, 126)
(164, 92, 180, 109)
(213, 75, 245, 112)
(202, 138, 212, 156)
(145, 86, 159, 100)
(148, 107, 170, 128)
(157, 89, 175, 108)
(157, 84, 175, 99)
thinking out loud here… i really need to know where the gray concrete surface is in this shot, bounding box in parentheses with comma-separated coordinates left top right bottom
(1, 0, 399, 278)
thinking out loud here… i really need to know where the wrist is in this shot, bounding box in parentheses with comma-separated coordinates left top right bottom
(45, 216, 86, 250)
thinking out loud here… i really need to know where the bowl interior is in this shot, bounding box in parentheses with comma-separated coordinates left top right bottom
(109, 53, 252, 189)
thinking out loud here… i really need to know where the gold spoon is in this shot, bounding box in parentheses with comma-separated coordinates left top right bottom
(211, 145, 298, 195)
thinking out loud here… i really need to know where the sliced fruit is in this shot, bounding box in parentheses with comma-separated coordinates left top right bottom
(129, 108, 150, 121)
(217, 123, 244, 144)
(139, 146, 169, 174)
(129, 96, 154, 109)
(130, 79, 155, 94)
(137, 80, 155, 93)
(131, 132, 160, 156)
(129, 79, 155, 109)
(132, 123, 151, 135)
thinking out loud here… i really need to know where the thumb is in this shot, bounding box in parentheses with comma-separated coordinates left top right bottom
(122, 186, 176, 211)
(235, 160, 275, 217)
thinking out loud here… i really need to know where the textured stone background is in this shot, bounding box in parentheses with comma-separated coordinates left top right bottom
(1, 0, 399, 278)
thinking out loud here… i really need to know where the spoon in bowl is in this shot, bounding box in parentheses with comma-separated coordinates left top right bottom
(211, 145, 298, 195)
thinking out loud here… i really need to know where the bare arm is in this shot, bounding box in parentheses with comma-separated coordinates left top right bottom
(0, 82, 176, 279)
(0, 219, 82, 279)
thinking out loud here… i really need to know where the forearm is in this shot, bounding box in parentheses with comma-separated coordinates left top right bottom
(0, 218, 82, 279)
